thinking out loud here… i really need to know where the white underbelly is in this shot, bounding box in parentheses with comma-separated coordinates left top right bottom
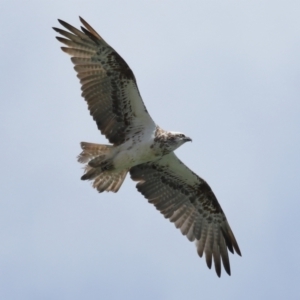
(113, 141, 159, 169)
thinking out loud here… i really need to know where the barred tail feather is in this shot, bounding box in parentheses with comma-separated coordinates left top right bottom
(78, 142, 128, 193)
(92, 169, 128, 192)
(78, 142, 113, 163)
(82, 165, 128, 193)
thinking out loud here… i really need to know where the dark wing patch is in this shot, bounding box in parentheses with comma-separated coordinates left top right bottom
(53, 17, 155, 145)
(130, 153, 241, 277)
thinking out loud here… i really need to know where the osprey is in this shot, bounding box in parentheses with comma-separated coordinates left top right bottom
(53, 17, 241, 277)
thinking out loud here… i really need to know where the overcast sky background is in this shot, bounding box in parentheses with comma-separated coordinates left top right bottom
(1, 1, 300, 299)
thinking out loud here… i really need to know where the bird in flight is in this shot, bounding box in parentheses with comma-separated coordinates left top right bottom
(53, 17, 241, 277)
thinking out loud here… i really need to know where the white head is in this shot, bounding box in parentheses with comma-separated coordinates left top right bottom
(165, 131, 192, 152)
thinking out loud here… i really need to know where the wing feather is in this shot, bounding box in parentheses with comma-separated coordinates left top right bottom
(186, 222, 196, 242)
(197, 223, 208, 257)
(219, 234, 231, 275)
(56, 37, 92, 50)
(174, 205, 193, 229)
(193, 215, 203, 240)
(205, 224, 214, 269)
(79, 17, 103, 41)
(61, 47, 96, 57)
(213, 241, 221, 276)
(130, 152, 241, 277)
(53, 27, 93, 45)
(54, 17, 155, 145)
(180, 208, 196, 236)
(169, 206, 188, 223)
(71, 57, 93, 65)
(57, 19, 93, 43)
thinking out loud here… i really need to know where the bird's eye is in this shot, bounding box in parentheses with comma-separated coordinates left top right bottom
(179, 134, 184, 137)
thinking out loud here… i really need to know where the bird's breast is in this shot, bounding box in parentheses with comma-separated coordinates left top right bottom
(114, 138, 163, 169)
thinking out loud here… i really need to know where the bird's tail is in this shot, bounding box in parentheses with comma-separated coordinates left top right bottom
(78, 142, 128, 193)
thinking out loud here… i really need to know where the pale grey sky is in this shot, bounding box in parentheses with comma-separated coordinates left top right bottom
(1, 1, 300, 299)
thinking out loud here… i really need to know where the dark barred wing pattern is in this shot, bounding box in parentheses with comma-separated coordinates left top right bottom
(130, 153, 241, 277)
(53, 17, 155, 145)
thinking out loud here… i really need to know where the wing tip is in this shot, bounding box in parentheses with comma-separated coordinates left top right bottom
(79, 16, 102, 41)
(79, 16, 85, 24)
(221, 224, 242, 256)
(235, 245, 242, 257)
(57, 18, 67, 27)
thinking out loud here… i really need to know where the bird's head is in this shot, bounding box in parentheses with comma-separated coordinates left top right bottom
(166, 132, 192, 151)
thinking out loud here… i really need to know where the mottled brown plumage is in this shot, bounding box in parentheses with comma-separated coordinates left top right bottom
(54, 18, 153, 146)
(53, 17, 241, 277)
(130, 153, 241, 276)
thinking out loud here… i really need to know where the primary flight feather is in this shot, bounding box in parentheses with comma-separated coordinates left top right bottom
(53, 17, 241, 277)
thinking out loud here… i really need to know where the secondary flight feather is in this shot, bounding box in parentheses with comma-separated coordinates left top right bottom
(53, 17, 241, 277)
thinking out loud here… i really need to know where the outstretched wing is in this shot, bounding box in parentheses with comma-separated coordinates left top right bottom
(53, 17, 155, 145)
(130, 152, 241, 277)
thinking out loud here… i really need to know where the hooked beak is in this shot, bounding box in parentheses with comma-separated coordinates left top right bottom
(184, 136, 192, 142)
